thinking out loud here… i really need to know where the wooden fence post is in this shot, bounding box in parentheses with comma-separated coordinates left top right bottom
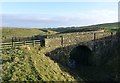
(24, 41, 26, 45)
(93, 33, 96, 52)
(33, 40, 35, 47)
(111, 32, 113, 38)
(93, 33, 96, 41)
(12, 42, 15, 47)
(12, 37, 15, 47)
(61, 36, 64, 47)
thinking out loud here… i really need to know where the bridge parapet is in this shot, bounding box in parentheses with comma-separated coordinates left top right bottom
(45, 31, 117, 48)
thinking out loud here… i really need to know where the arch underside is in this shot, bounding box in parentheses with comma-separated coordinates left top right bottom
(69, 45, 93, 68)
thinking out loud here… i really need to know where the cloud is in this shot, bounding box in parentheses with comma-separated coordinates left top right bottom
(1, 9, 117, 28)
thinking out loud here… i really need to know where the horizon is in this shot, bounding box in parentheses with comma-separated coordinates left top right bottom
(1, 22, 118, 29)
(1, 2, 118, 28)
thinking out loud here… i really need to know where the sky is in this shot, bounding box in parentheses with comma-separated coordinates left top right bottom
(1, 2, 119, 28)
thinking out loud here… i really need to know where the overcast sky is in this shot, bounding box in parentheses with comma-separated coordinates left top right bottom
(1, 2, 118, 28)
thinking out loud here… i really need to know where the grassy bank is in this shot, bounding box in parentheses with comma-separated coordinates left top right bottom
(1, 46, 78, 81)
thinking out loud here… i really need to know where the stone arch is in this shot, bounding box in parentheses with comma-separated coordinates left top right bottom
(68, 45, 93, 68)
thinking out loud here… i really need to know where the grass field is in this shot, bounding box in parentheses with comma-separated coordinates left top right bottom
(1, 28, 57, 42)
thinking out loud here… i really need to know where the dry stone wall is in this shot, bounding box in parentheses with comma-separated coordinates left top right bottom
(45, 31, 117, 48)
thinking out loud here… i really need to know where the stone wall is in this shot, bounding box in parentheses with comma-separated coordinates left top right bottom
(45, 37, 62, 47)
(45, 31, 117, 48)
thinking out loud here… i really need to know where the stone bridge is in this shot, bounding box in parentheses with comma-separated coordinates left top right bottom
(44, 31, 119, 67)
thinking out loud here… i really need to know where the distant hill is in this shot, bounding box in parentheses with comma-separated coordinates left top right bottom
(51, 22, 119, 33)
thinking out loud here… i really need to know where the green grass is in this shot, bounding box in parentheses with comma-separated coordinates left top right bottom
(1, 47, 42, 81)
(1, 28, 57, 42)
(29, 46, 77, 81)
(1, 46, 77, 81)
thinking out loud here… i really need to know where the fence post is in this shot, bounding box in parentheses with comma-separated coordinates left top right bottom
(12, 37, 14, 47)
(33, 40, 35, 47)
(93, 33, 96, 52)
(24, 41, 26, 45)
(61, 36, 64, 47)
(111, 32, 113, 38)
(93, 33, 96, 41)
(12, 42, 15, 47)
